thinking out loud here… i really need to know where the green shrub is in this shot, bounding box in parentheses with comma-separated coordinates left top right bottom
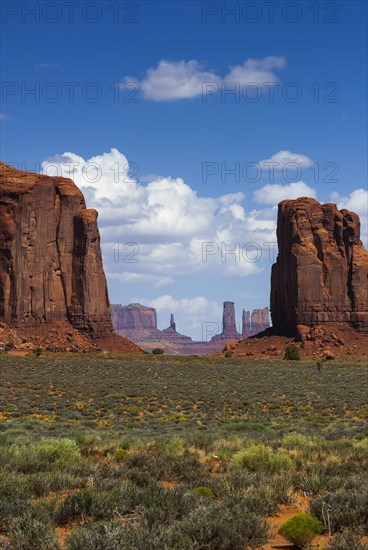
(224, 421, 266, 432)
(284, 344, 300, 360)
(278, 513, 324, 547)
(192, 486, 213, 499)
(32, 347, 43, 357)
(115, 448, 129, 461)
(35, 439, 80, 465)
(234, 444, 295, 474)
(152, 348, 164, 354)
(299, 470, 331, 495)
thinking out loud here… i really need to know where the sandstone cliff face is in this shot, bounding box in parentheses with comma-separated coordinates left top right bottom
(161, 314, 192, 343)
(222, 301, 238, 336)
(111, 303, 160, 338)
(271, 197, 368, 335)
(242, 307, 270, 337)
(0, 162, 112, 337)
(211, 301, 241, 342)
(0, 162, 141, 351)
(242, 310, 251, 337)
(251, 307, 270, 334)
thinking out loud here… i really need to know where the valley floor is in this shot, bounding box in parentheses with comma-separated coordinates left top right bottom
(0, 354, 367, 549)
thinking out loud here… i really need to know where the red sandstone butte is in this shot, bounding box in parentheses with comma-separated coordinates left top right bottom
(0, 162, 141, 352)
(271, 197, 368, 336)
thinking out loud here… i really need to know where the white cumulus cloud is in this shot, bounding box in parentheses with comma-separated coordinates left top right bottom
(253, 182, 317, 205)
(225, 56, 286, 85)
(130, 60, 220, 101)
(258, 150, 314, 169)
(41, 149, 271, 284)
(120, 56, 285, 101)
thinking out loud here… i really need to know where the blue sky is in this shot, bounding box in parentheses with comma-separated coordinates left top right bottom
(1, 0, 367, 338)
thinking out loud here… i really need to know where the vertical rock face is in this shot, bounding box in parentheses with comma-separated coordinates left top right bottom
(242, 310, 251, 337)
(111, 303, 158, 337)
(251, 307, 270, 334)
(0, 162, 112, 339)
(161, 313, 192, 342)
(169, 314, 176, 331)
(242, 307, 270, 337)
(271, 197, 368, 335)
(222, 302, 237, 338)
(211, 301, 241, 342)
(222, 301, 238, 337)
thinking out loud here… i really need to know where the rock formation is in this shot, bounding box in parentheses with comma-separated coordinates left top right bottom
(111, 304, 231, 354)
(242, 310, 251, 337)
(0, 162, 141, 352)
(211, 301, 241, 342)
(112, 301, 271, 354)
(112, 306, 196, 353)
(169, 314, 176, 331)
(161, 313, 192, 344)
(242, 307, 270, 337)
(111, 303, 161, 339)
(251, 307, 270, 334)
(222, 301, 238, 336)
(271, 197, 368, 336)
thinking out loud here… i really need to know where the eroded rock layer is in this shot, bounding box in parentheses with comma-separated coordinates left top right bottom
(242, 307, 270, 337)
(211, 301, 241, 342)
(0, 162, 141, 351)
(271, 197, 368, 335)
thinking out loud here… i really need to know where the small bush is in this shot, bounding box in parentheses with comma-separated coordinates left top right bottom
(284, 344, 300, 360)
(152, 348, 164, 355)
(224, 421, 266, 433)
(32, 347, 43, 357)
(115, 448, 129, 461)
(278, 513, 324, 547)
(36, 439, 80, 465)
(234, 444, 295, 474)
(192, 486, 213, 499)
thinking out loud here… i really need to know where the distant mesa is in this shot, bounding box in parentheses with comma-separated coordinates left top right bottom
(111, 302, 270, 354)
(111, 303, 160, 339)
(0, 162, 141, 352)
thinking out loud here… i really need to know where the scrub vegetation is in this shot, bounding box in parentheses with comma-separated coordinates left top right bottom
(0, 353, 367, 549)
